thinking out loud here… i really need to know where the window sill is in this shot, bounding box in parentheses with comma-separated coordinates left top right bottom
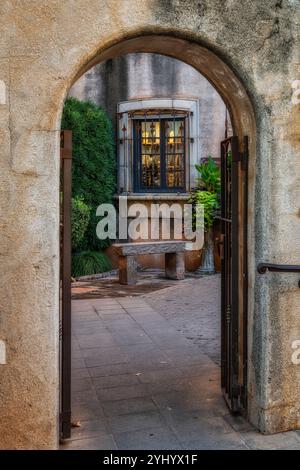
(114, 193, 190, 201)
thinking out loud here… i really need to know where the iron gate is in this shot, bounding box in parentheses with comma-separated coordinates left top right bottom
(60, 130, 72, 439)
(220, 135, 248, 413)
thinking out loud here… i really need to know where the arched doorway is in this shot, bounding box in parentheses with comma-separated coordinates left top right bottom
(59, 34, 256, 444)
(2, 0, 299, 449)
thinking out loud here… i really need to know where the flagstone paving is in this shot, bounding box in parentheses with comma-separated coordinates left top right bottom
(61, 274, 300, 450)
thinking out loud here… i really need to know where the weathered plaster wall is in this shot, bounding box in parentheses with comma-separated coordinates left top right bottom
(0, 0, 299, 449)
(69, 53, 228, 161)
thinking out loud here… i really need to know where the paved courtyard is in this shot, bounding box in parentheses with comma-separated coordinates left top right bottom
(61, 274, 300, 450)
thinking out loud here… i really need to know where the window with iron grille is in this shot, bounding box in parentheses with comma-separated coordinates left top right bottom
(133, 117, 186, 192)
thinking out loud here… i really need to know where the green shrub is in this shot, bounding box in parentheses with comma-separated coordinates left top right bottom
(72, 251, 112, 278)
(61, 97, 116, 251)
(195, 156, 221, 194)
(71, 196, 90, 251)
(189, 157, 221, 232)
(190, 190, 220, 232)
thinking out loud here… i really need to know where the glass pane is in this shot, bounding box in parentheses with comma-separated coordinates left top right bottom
(140, 121, 161, 189)
(141, 154, 161, 189)
(136, 118, 185, 191)
(141, 121, 160, 152)
(165, 119, 185, 189)
(166, 154, 184, 188)
(165, 120, 184, 154)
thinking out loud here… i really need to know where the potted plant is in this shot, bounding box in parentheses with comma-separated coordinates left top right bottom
(189, 156, 221, 274)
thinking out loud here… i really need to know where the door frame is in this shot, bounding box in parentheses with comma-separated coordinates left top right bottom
(60, 130, 72, 440)
(220, 135, 248, 414)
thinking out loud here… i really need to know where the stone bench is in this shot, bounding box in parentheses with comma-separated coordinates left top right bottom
(113, 241, 186, 285)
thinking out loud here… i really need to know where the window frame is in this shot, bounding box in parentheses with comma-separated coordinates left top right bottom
(133, 116, 187, 193)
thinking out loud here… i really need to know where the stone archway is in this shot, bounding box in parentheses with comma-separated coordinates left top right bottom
(1, 1, 299, 450)
(0, 32, 259, 449)
(61, 30, 256, 428)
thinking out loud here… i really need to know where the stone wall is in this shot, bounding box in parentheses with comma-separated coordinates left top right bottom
(0, 0, 299, 449)
(69, 53, 228, 161)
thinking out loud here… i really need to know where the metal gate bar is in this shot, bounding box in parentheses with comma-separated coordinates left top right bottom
(220, 135, 248, 413)
(60, 130, 72, 439)
(242, 136, 249, 411)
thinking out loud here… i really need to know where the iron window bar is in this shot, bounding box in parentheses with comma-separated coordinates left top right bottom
(117, 108, 194, 192)
(135, 114, 186, 192)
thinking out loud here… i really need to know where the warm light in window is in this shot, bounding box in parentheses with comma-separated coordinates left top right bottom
(142, 131, 149, 145)
(135, 116, 185, 191)
(169, 130, 175, 145)
(142, 122, 160, 144)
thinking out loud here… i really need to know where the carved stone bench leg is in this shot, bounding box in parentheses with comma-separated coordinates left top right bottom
(165, 252, 185, 280)
(119, 255, 137, 285)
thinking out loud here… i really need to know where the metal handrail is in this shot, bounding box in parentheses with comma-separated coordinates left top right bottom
(257, 263, 300, 274)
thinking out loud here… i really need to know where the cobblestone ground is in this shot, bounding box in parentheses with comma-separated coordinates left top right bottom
(61, 274, 300, 450)
(144, 275, 221, 366)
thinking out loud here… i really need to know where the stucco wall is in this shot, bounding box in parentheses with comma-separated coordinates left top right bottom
(0, 0, 299, 449)
(69, 53, 228, 162)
